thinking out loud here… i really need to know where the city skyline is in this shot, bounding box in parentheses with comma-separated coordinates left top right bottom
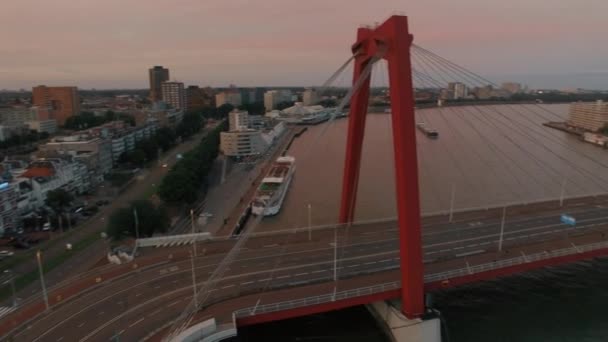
(1, 0, 607, 90)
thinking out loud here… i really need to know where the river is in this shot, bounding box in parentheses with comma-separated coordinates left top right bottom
(238, 104, 608, 341)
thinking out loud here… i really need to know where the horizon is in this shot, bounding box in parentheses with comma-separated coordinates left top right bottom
(2, 1, 607, 90)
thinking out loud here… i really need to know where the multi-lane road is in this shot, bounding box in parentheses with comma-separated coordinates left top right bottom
(7, 195, 608, 341)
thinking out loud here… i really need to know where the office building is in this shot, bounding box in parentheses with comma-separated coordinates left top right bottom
(186, 86, 215, 110)
(161, 81, 187, 110)
(501, 82, 522, 94)
(302, 88, 319, 106)
(568, 100, 608, 132)
(32, 85, 80, 125)
(215, 88, 242, 108)
(264, 90, 293, 111)
(0, 182, 18, 235)
(228, 110, 249, 131)
(26, 120, 58, 134)
(447, 82, 468, 100)
(220, 121, 285, 158)
(149, 66, 170, 102)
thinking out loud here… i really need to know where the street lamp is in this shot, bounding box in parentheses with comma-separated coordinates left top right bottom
(190, 209, 197, 257)
(307, 203, 312, 241)
(36, 250, 50, 311)
(3, 270, 17, 308)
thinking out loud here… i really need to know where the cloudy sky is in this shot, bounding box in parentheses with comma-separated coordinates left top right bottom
(1, 0, 607, 90)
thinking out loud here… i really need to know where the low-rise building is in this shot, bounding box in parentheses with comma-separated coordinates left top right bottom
(220, 129, 266, 157)
(38, 135, 112, 184)
(26, 120, 58, 134)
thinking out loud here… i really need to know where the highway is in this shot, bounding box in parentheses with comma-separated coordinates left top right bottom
(7, 196, 608, 341)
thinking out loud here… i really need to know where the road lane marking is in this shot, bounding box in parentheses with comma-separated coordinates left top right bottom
(98, 311, 104, 316)
(135, 293, 142, 297)
(241, 281, 254, 285)
(57, 338, 63, 341)
(277, 275, 290, 279)
(167, 300, 182, 307)
(311, 270, 325, 273)
(149, 309, 162, 316)
(129, 318, 144, 328)
(295, 273, 309, 276)
(221, 284, 235, 289)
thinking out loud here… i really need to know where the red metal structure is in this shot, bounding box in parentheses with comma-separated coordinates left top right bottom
(339, 15, 424, 319)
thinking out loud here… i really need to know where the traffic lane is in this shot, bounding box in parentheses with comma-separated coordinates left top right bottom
(420, 206, 608, 246)
(423, 216, 608, 261)
(15, 208, 608, 340)
(17, 239, 400, 340)
(20, 264, 213, 341)
(64, 251, 402, 341)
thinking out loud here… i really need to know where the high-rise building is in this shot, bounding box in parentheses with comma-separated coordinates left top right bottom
(32, 85, 80, 126)
(568, 100, 608, 132)
(302, 88, 319, 106)
(228, 110, 249, 131)
(161, 81, 187, 110)
(447, 82, 468, 100)
(148, 66, 170, 102)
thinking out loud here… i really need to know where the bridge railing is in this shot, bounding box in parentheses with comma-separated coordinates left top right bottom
(424, 239, 608, 283)
(234, 281, 400, 318)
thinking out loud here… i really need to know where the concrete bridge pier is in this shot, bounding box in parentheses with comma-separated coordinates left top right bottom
(367, 300, 442, 342)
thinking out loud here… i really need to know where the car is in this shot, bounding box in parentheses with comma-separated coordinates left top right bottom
(0, 250, 14, 258)
(162, 163, 168, 168)
(42, 222, 51, 231)
(13, 241, 29, 249)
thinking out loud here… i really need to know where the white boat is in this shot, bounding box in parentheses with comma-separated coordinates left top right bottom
(251, 156, 296, 216)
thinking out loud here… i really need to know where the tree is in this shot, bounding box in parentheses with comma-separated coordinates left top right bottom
(217, 103, 234, 117)
(238, 102, 265, 115)
(602, 124, 608, 136)
(176, 111, 203, 138)
(106, 200, 169, 240)
(45, 189, 74, 233)
(276, 101, 294, 110)
(156, 127, 176, 151)
(128, 149, 147, 166)
(318, 99, 337, 107)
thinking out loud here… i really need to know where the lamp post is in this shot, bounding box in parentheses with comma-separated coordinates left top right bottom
(307, 203, 312, 241)
(36, 251, 50, 311)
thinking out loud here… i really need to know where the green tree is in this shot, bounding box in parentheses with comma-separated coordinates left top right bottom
(106, 200, 169, 240)
(128, 149, 147, 166)
(601, 124, 608, 136)
(276, 101, 294, 110)
(238, 102, 265, 115)
(176, 111, 203, 138)
(156, 127, 176, 151)
(45, 189, 74, 233)
(217, 103, 234, 117)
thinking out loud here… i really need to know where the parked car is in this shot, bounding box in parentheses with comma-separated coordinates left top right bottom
(96, 200, 110, 206)
(0, 250, 14, 258)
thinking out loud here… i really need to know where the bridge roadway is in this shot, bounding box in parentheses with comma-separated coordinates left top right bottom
(7, 195, 608, 341)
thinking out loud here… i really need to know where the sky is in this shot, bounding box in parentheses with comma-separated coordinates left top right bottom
(1, 0, 607, 90)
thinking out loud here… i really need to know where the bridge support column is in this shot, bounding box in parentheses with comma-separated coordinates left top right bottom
(339, 15, 424, 319)
(367, 301, 441, 342)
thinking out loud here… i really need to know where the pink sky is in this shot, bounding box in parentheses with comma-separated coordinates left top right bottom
(1, 0, 607, 89)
